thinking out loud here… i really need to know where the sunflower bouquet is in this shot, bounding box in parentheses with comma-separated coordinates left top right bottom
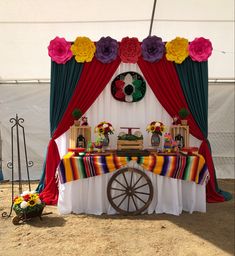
(94, 121, 114, 136)
(13, 190, 45, 216)
(146, 121, 165, 135)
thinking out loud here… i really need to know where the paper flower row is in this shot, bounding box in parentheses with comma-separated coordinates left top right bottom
(48, 36, 213, 65)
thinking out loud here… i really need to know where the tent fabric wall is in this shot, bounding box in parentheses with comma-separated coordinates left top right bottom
(0, 82, 234, 182)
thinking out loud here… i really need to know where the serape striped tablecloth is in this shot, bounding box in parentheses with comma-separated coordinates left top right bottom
(58, 152, 209, 185)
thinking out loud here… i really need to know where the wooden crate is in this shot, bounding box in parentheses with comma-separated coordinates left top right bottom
(170, 125, 189, 148)
(69, 125, 91, 148)
(117, 140, 143, 150)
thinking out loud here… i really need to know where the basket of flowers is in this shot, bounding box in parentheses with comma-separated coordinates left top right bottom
(12, 190, 45, 225)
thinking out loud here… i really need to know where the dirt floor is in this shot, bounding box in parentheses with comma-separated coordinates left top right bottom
(0, 179, 234, 256)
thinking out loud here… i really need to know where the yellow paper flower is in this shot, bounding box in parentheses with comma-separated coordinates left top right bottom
(71, 36, 96, 63)
(165, 37, 189, 64)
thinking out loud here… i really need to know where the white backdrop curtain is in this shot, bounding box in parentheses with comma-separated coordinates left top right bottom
(55, 63, 201, 158)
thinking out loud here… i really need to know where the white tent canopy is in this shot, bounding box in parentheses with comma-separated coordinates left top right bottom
(0, 0, 234, 180)
(0, 0, 234, 79)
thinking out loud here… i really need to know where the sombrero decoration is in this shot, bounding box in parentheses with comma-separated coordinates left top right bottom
(111, 71, 146, 103)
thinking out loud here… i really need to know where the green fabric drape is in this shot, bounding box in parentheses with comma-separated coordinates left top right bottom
(50, 58, 84, 136)
(175, 57, 208, 137)
(37, 58, 83, 192)
(175, 57, 232, 201)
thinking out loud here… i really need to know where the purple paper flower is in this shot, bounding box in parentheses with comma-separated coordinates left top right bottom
(48, 37, 73, 64)
(189, 37, 213, 62)
(95, 36, 118, 63)
(141, 36, 165, 62)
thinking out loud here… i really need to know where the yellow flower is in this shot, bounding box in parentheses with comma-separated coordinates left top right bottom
(71, 37, 96, 63)
(28, 199, 36, 207)
(14, 196, 23, 205)
(150, 125, 155, 133)
(165, 37, 189, 64)
(98, 127, 105, 134)
(30, 194, 39, 200)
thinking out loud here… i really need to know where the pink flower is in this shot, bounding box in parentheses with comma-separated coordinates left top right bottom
(189, 37, 213, 62)
(48, 36, 73, 64)
(119, 37, 141, 63)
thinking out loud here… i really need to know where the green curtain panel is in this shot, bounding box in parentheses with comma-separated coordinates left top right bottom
(175, 58, 232, 201)
(37, 59, 83, 192)
(50, 58, 84, 136)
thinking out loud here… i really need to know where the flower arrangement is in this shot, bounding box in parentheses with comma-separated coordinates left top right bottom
(13, 190, 45, 216)
(146, 121, 165, 135)
(94, 121, 114, 136)
(48, 36, 213, 64)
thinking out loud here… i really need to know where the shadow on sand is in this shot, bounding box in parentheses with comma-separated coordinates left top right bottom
(89, 179, 235, 255)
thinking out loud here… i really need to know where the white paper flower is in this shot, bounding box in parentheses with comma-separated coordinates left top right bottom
(103, 123, 109, 128)
(20, 201, 28, 209)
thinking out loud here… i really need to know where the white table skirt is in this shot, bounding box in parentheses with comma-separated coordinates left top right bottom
(58, 161, 206, 216)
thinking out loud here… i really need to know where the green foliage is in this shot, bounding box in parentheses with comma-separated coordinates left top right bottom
(118, 134, 143, 141)
(178, 108, 190, 119)
(13, 202, 45, 215)
(72, 108, 82, 120)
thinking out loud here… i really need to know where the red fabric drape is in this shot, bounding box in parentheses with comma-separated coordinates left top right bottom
(40, 57, 121, 204)
(137, 56, 224, 202)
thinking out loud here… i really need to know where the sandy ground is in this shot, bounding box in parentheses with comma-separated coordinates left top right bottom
(0, 179, 234, 256)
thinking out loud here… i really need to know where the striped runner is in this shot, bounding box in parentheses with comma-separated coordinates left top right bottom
(58, 152, 209, 185)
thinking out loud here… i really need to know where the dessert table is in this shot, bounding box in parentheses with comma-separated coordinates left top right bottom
(57, 151, 209, 216)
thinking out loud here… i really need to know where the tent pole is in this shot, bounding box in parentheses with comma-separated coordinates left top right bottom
(149, 0, 158, 36)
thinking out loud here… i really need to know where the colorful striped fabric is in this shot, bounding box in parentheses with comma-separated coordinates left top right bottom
(58, 152, 209, 185)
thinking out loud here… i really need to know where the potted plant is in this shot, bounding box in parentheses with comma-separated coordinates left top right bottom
(178, 108, 190, 125)
(72, 108, 82, 126)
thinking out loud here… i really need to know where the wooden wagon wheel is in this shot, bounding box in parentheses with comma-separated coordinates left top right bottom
(107, 167, 153, 215)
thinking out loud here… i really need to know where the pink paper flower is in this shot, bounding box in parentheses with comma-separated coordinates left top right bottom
(189, 37, 213, 62)
(48, 37, 73, 64)
(119, 37, 141, 63)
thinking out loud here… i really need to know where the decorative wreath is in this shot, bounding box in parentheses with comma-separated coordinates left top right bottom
(111, 72, 146, 103)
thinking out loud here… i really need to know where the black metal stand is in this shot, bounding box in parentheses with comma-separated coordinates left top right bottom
(2, 114, 33, 218)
